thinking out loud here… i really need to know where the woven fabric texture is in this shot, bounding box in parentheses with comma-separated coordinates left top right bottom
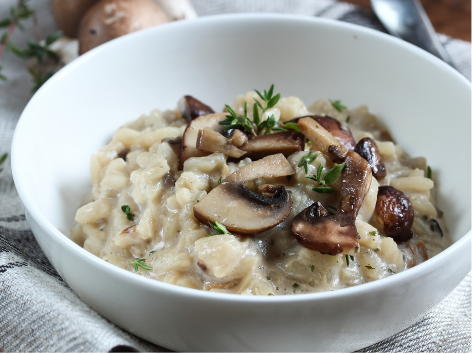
(0, 0, 470, 352)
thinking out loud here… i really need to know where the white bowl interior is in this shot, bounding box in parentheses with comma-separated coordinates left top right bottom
(15, 15, 470, 244)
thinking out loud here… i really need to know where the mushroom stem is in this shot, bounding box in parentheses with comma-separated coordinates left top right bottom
(297, 117, 348, 163)
(292, 151, 373, 255)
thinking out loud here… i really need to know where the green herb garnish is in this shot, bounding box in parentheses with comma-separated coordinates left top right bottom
(387, 269, 395, 274)
(208, 221, 230, 236)
(427, 166, 432, 179)
(310, 265, 315, 272)
(128, 258, 152, 272)
(354, 246, 359, 253)
(330, 100, 347, 112)
(121, 205, 135, 221)
(149, 251, 156, 255)
(374, 248, 380, 252)
(345, 254, 350, 267)
(218, 176, 223, 185)
(266, 276, 271, 280)
(346, 116, 351, 123)
(297, 151, 318, 174)
(268, 293, 274, 296)
(365, 265, 375, 270)
(220, 85, 284, 136)
(369, 231, 377, 236)
(283, 122, 301, 132)
(306, 162, 345, 194)
(0, 152, 7, 172)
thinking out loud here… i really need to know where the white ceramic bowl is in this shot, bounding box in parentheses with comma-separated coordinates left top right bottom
(12, 14, 471, 352)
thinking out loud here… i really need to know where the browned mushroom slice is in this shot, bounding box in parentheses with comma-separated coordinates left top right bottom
(403, 241, 429, 268)
(292, 151, 372, 255)
(225, 153, 295, 183)
(178, 95, 215, 122)
(196, 128, 246, 158)
(372, 186, 414, 243)
(297, 117, 348, 163)
(228, 129, 248, 147)
(239, 131, 305, 160)
(292, 202, 359, 255)
(339, 151, 373, 219)
(194, 182, 292, 235)
(180, 112, 227, 167)
(291, 115, 356, 150)
(354, 137, 386, 179)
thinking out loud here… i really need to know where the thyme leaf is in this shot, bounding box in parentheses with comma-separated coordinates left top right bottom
(208, 221, 230, 236)
(128, 258, 152, 272)
(297, 151, 318, 174)
(121, 205, 135, 221)
(330, 99, 347, 112)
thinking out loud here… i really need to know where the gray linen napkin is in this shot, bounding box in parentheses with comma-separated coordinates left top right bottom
(0, 0, 470, 352)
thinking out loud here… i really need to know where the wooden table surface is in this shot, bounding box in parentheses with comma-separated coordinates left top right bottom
(344, 0, 471, 42)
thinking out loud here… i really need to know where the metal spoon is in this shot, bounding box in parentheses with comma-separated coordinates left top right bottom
(370, 0, 455, 67)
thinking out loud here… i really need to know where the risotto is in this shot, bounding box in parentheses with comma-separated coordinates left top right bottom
(71, 87, 450, 295)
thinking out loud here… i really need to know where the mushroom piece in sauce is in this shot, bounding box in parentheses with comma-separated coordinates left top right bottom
(239, 131, 305, 160)
(372, 186, 414, 243)
(292, 151, 373, 255)
(297, 117, 348, 164)
(291, 115, 356, 151)
(178, 95, 215, 122)
(194, 182, 292, 235)
(225, 153, 295, 183)
(196, 128, 246, 158)
(354, 137, 386, 179)
(179, 112, 227, 167)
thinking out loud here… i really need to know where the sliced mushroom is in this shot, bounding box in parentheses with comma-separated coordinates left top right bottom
(180, 112, 227, 167)
(225, 153, 295, 183)
(354, 137, 386, 179)
(292, 151, 372, 255)
(227, 129, 248, 147)
(178, 95, 215, 123)
(403, 241, 428, 268)
(239, 131, 305, 160)
(297, 117, 348, 164)
(372, 186, 414, 243)
(339, 151, 373, 220)
(291, 115, 356, 150)
(194, 182, 292, 235)
(196, 128, 246, 158)
(292, 202, 359, 255)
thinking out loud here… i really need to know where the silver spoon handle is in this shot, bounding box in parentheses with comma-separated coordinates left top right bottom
(371, 0, 455, 67)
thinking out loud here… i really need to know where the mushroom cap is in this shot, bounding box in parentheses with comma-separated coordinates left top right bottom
(194, 182, 292, 235)
(196, 128, 246, 158)
(51, 0, 99, 38)
(354, 137, 386, 179)
(78, 0, 170, 55)
(292, 202, 359, 255)
(373, 186, 414, 243)
(178, 96, 215, 123)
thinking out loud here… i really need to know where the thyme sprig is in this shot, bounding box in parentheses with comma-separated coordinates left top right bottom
(0, 0, 62, 91)
(298, 151, 318, 174)
(208, 221, 230, 236)
(121, 205, 135, 221)
(306, 162, 345, 194)
(128, 258, 152, 272)
(220, 84, 285, 136)
(330, 99, 347, 112)
(0, 153, 7, 173)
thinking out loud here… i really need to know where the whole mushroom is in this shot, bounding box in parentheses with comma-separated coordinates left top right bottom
(78, 0, 171, 54)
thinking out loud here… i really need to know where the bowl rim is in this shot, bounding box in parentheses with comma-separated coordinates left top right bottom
(12, 13, 472, 303)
